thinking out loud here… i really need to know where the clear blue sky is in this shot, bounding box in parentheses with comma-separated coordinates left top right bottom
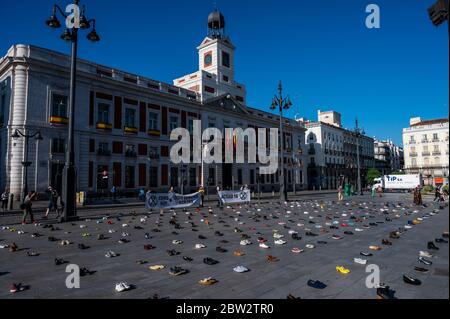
(1, 0, 448, 145)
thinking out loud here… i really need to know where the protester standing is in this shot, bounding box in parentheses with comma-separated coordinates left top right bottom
(198, 186, 205, 207)
(45, 187, 58, 218)
(338, 185, 344, 202)
(1, 189, 9, 212)
(434, 186, 441, 202)
(111, 186, 117, 201)
(376, 185, 383, 198)
(21, 191, 37, 225)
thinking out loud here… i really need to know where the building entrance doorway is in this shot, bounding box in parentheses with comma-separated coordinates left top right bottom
(50, 162, 64, 195)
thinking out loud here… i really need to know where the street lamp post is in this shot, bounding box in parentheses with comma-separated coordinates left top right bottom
(11, 129, 43, 202)
(354, 119, 365, 196)
(45, 0, 100, 222)
(270, 81, 293, 202)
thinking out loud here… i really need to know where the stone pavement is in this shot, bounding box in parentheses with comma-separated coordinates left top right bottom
(0, 193, 448, 299)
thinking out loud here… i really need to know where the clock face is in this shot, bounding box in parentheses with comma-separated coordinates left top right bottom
(204, 53, 212, 67)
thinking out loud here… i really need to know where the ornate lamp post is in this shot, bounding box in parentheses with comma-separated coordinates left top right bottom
(45, 0, 100, 222)
(354, 119, 365, 195)
(270, 81, 293, 202)
(11, 129, 43, 202)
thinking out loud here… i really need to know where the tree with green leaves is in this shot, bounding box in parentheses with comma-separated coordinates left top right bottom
(366, 168, 381, 184)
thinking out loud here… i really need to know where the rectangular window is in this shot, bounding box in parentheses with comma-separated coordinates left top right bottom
(222, 51, 230, 68)
(237, 169, 243, 185)
(222, 75, 229, 82)
(97, 103, 110, 123)
(125, 144, 137, 157)
(188, 118, 194, 135)
(97, 165, 109, 190)
(52, 94, 68, 118)
(149, 146, 159, 159)
(169, 115, 179, 131)
(204, 86, 215, 94)
(148, 112, 159, 130)
(98, 142, 110, 156)
(125, 166, 135, 189)
(149, 167, 158, 188)
(0, 94, 6, 125)
(433, 133, 439, 141)
(250, 169, 255, 185)
(170, 167, 179, 187)
(125, 108, 136, 128)
(189, 167, 197, 187)
(52, 138, 65, 154)
(208, 167, 215, 185)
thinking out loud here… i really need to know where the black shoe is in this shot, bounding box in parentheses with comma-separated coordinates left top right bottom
(377, 286, 396, 299)
(215, 231, 224, 237)
(287, 294, 301, 299)
(216, 247, 227, 253)
(166, 249, 180, 256)
(198, 235, 207, 240)
(306, 231, 318, 237)
(382, 239, 393, 246)
(428, 242, 439, 250)
(403, 275, 421, 286)
(183, 256, 193, 262)
(307, 280, 327, 289)
(344, 231, 354, 235)
(203, 258, 219, 265)
(435, 238, 448, 244)
(54, 258, 66, 266)
(389, 232, 400, 239)
(292, 234, 301, 240)
(414, 267, 429, 273)
(418, 257, 433, 266)
(48, 236, 58, 242)
(360, 252, 373, 257)
(78, 244, 88, 250)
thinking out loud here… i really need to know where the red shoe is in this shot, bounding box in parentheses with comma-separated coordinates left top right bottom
(10, 283, 18, 293)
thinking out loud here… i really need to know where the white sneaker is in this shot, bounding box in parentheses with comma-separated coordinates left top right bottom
(404, 225, 413, 229)
(259, 243, 270, 249)
(306, 244, 315, 249)
(115, 282, 131, 292)
(195, 244, 206, 249)
(240, 240, 252, 246)
(354, 258, 367, 265)
(172, 240, 183, 245)
(105, 251, 117, 258)
(419, 251, 433, 258)
(233, 266, 249, 273)
(355, 228, 364, 232)
(273, 233, 284, 239)
(274, 240, 286, 245)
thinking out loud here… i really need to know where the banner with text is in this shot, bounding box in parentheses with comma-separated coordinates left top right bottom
(146, 192, 201, 210)
(218, 190, 251, 204)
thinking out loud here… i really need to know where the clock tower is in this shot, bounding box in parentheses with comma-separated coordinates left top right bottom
(174, 10, 247, 104)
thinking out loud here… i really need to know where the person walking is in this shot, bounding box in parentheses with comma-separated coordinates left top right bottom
(376, 185, 383, 198)
(338, 185, 344, 202)
(216, 186, 223, 208)
(1, 189, 9, 212)
(21, 191, 37, 225)
(371, 185, 376, 198)
(111, 186, 117, 201)
(434, 186, 441, 202)
(45, 187, 58, 218)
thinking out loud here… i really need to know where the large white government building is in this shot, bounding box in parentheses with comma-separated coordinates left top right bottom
(403, 117, 449, 186)
(0, 11, 308, 200)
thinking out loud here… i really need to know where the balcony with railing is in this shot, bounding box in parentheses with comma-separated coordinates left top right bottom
(432, 151, 442, 156)
(422, 151, 430, 156)
(410, 152, 418, 157)
(96, 122, 113, 131)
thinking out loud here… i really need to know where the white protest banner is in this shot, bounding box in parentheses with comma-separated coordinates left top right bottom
(146, 192, 201, 210)
(218, 190, 251, 204)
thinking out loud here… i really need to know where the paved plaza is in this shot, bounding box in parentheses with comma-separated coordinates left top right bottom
(0, 193, 448, 299)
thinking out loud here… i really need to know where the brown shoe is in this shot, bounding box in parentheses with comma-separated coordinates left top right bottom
(266, 255, 279, 262)
(233, 250, 245, 257)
